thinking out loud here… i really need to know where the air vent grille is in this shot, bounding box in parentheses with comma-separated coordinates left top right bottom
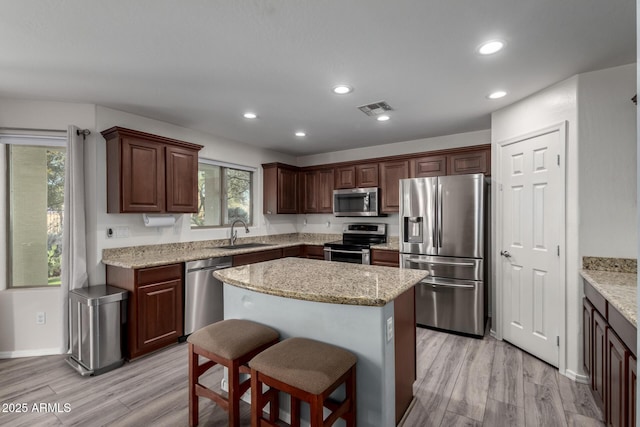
(357, 101, 394, 117)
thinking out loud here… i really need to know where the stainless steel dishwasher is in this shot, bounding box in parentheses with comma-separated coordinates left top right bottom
(184, 257, 232, 336)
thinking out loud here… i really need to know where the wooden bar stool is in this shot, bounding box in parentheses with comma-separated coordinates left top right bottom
(249, 337, 357, 427)
(188, 319, 279, 427)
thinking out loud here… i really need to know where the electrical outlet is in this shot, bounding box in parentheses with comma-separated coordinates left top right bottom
(36, 312, 46, 325)
(386, 317, 393, 342)
(106, 227, 114, 238)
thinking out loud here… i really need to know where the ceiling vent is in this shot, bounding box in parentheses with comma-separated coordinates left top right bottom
(357, 101, 394, 117)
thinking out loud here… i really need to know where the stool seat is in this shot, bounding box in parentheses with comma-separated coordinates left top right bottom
(187, 318, 279, 359)
(249, 337, 357, 395)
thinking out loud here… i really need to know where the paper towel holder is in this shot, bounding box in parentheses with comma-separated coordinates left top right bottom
(142, 214, 176, 228)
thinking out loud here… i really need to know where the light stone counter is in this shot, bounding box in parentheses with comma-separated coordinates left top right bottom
(101, 233, 340, 269)
(214, 257, 426, 307)
(580, 269, 637, 327)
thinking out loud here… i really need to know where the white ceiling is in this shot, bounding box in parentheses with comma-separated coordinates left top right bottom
(0, 1, 635, 156)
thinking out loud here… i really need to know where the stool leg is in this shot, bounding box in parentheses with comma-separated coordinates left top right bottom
(228, 360, 241, 427)
(345, 366, 357, 427)
(188, 343, 199, 427)
(250, 369, 261, 427)
(290, 395, 300, 427)
(268, 388, 279, 423)
(310, 394, 324, 427)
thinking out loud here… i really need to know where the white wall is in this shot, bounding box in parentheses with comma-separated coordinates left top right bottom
(578, 64, 637, 258)
(491, 76, 580, 378)
(296, 129, 490, 167)
(0, 98, 95, 356)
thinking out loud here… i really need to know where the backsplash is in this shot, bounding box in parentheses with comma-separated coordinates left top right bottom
(582, 256, 637, 273)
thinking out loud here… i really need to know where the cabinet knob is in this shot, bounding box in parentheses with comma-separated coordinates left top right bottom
(266, 210, 272, 215)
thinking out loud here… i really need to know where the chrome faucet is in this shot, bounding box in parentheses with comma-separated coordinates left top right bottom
(230, 219, 250, 246)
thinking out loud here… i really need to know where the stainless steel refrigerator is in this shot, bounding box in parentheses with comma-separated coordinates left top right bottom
(400, 174, 487, 336)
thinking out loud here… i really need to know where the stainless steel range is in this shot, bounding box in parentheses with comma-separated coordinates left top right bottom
(323, 223, 387, 264)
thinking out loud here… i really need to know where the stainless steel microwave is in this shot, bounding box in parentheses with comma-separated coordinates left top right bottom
(333, 187, 380, 217)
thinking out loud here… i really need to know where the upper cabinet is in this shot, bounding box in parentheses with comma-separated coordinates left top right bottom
(102, 127, 203, 214)
(410, 154, 447, 177)
(447, 149, 490, 176)
(335, 163, 379, 189)
(380, 160, 409, 213)
(263, 163, 299, 214)
(302, 168, 334, 213)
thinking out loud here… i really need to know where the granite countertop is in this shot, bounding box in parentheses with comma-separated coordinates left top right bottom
(101, 233, 341, 269)
(214, 257, 427, 307)
(581, 269, 637, 327)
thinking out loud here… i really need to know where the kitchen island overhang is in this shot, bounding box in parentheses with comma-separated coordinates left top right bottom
(214, 257, 427, 427)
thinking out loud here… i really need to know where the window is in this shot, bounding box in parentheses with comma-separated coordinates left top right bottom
(191, 159, 254, 228)
(1, 136, 66, 288)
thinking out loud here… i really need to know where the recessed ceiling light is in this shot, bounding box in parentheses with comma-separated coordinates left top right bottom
(376, 115, 390, 122)
(332, 85, 353, 95)
(243, 112, 258, 119)
(295, 131, 306, 137)
(487, 91, 507, 99)
(478, 40, 505, 55)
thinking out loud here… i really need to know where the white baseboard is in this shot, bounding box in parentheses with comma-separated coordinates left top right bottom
(0, 347, 63, 359)
(562, 369, 589, 384)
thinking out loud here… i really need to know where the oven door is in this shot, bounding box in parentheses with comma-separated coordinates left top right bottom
(323, 247, 370, 264)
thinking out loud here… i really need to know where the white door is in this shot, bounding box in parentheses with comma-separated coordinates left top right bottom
(500, 126, 564, 367)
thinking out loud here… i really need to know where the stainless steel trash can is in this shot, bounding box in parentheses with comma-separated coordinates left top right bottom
(66, 285, 128, 376)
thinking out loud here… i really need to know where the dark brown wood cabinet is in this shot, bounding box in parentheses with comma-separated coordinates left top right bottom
(302, 168, 334, 213)
(233, 248, 283, 266)
(448, 149, 489, 175)
(380, 160, 409, 213)
(583, 298, 594, 375)
(282, 245, 302, 257)
(394, 287, 416, 424)
(607, 329, 628, 427)
(584, 279, 637, 426)
(102, 127, 202, 213)
(593, 309, 607, 408)
(356, 163, 379, 187)
(334, 165, 356, 189)
(371, 249, 400, 267)
(410, 154, 447, 177)
(303, 245, 325, 260)
(107, 263, 183, 360)
(263, 163, 299, 214)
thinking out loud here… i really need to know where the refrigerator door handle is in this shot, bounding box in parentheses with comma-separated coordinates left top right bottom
(433, 181, 438, 248)
(420, 280, 475, 289)
(438, 183, 443, 248)
(410, 259, 475, 267)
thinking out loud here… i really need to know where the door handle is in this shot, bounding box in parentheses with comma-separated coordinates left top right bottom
(500, 250, 512, 258)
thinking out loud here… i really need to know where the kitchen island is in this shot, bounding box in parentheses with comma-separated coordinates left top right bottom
(214, 257, 427, 427)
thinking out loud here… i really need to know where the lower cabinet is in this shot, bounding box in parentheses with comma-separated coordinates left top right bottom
(233, 248, 283, 266)
(107, 263, 183, 360)
(583, 288, 637, 427)
(371, 249, 400, 267)
(303, 245, 325, 260)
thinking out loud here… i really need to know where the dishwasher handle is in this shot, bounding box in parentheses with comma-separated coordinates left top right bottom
(186, 263, 232, 273)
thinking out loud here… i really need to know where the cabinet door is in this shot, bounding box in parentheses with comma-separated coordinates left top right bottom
(137, 279, 183, 353)
(302, 170, 318, 213)
(380, 160, 409, 213)
(629, 355, 637, 427)
(335, 165, 356, 189)
(448, 149, 489, 176)
(371, 249, 400, 267)
(120, 137, 165, 212)
(607, 329, 628, 427)
(317, 168, 335, 213)
(232, 248, 283, 267)
(165, 145, 199, 213)
(593, 310, 606, 408)
(356, 163, 379, 187)
(277, 167, 298, 214)
(411, 155, 447, 177)
(304, 245, 325, 260)
(583, 298, 594, 375)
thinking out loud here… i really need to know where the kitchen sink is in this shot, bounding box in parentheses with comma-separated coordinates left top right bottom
(211, 243, 275, 250)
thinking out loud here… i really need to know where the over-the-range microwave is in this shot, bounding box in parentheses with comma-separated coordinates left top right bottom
(333, 187, 380, 217)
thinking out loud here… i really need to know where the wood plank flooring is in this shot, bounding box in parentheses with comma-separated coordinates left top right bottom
(0, 328, 603, 426)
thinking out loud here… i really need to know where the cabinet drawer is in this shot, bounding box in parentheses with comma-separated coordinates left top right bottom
(304, 245, 325, 260)
(136, 264, 182, 285)
(371, 249, 400, 267)
(233, 248, 283, 266)
(282, 245, 302, 257)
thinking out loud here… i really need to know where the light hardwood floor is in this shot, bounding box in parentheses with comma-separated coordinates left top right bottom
(0, 328, 603, 427)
